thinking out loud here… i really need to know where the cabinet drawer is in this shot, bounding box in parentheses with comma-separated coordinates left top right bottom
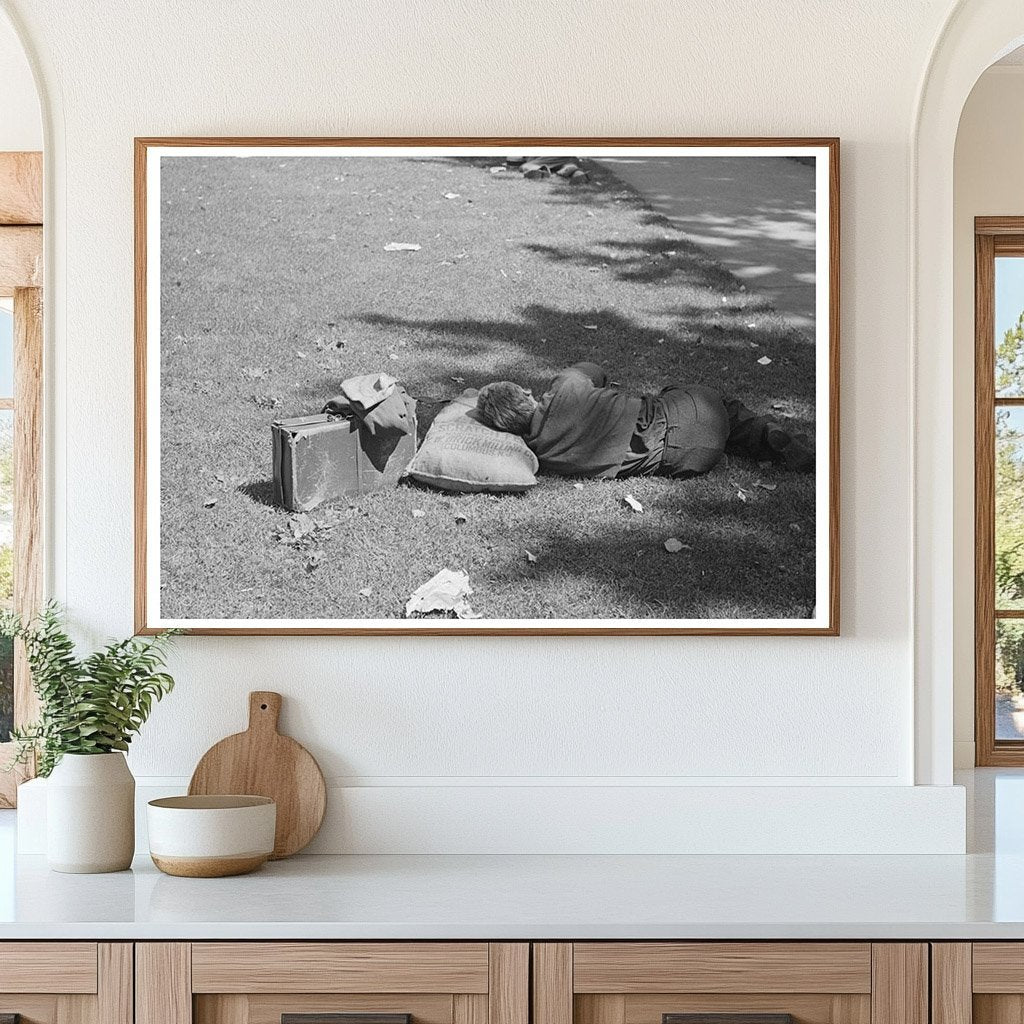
(0, 942, 98, 993)
(0, 943, 130, 1024)
(935, 942, 1024, 1024)
(572, 944, 872, 994)
(139, 943, 528, 1024)
(191, 944, 490, 994)
(534, 944, 925, 1024)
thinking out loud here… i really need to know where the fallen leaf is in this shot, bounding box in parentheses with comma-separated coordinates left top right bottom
(771, 402, 787, 410)
(573, 482, 585, 490)
(746, 322, 757, 329)
(389, 353, 400, 360)
(287, 513, 315, 539)
(411, 509, 426, 518)
(451, 376, 466, 384)
(525, 550, 538, 563)
(757, 356, 773, 366)
(790, 522, 803, 533)
(582, 324, 599, 330)
(443, 192, 460, 199)
(454, 514, 468, 525)
(295, 350, 307, 359)
(754, 480, 778, 491)
(358, 587, 373, 597)
(203, 498, 217, 508)
(737, 490, 749, 503)
(664, 537, 684, 553)
(623, 494, 643, 513)
(488, 166, 504, 174)
(384, 242, 421, 252)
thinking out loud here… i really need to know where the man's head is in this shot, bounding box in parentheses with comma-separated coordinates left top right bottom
(476, 382, 538, 435)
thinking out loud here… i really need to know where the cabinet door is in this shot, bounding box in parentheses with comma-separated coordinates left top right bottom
(940, 943, 1024, 1024)
(0, 943, 131, 1024)
(533, 944, 927, 1024)
(137, 943, 528, 1024)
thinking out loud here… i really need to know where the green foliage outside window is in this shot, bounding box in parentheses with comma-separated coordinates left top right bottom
(996, 312, 1024, 694)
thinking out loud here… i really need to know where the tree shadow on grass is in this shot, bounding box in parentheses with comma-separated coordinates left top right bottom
(343, 303, 814, 418)
(360, 303, 667, 381)
(525, 235, 741, 290)
(484, 515, 816, 620)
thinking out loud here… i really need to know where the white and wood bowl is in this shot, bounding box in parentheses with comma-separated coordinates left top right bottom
(147, 795, 276, 877)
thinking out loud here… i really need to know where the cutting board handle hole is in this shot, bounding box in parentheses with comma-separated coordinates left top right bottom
(260, 703, 268, 710)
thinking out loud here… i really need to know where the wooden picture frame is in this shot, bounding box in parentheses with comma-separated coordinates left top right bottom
(135, 137, 840, 636)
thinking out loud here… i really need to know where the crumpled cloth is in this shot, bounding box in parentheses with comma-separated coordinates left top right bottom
(323, 372, 414, 436)
(404, 568, 481, 619)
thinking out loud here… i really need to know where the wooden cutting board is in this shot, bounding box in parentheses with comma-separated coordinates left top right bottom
(188, 691, 327, 859)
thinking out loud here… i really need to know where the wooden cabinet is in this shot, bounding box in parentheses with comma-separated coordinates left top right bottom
(0, 937, 964, 1024)
(136, 944, 528, 1024)
(0, 943, 132, 1024)
(532, 944, 928, 1024)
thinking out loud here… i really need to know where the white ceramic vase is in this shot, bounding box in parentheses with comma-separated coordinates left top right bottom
(46, 752, 135, 873)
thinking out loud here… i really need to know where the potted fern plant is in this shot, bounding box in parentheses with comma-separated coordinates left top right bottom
(2, 604, 178, 873)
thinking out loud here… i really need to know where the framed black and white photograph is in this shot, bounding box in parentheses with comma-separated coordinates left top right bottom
(135, 137, 839, 635)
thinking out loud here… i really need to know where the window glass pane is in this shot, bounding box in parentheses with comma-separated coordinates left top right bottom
(998, 620, 1024, 740)
(997, 407, 1024, 610)
(996, 256, 1024, 397)
(0, 410, 12, 742)
(0, 305, 12, 399)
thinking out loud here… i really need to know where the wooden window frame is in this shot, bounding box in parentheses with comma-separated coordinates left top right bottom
(0, 151, 43, 806)
(975, 217, 1024, 765)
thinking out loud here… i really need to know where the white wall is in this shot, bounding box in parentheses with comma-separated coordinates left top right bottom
(0, 11, 40, 151)
(952, 66, 1024, 767)
(2, 0, 973, 852)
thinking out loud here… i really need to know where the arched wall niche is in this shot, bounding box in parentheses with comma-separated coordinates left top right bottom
(914, 1, 1024, 784)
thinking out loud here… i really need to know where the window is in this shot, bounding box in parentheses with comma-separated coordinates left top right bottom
(975, 219, 1024, 764)
(0, 302, 12, 745)
(0, 149, 43, 805)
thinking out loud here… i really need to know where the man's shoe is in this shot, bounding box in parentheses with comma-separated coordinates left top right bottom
(767, 428, 815, 473)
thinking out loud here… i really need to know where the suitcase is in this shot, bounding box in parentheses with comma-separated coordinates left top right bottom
(272, 397, 418, 512)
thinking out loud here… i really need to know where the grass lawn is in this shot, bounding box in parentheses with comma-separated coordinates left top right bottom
(158, 154, 817, 621)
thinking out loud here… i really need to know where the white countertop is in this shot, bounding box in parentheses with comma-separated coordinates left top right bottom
(0, 849, 1022, 940)
(1, 769, 1022, 941)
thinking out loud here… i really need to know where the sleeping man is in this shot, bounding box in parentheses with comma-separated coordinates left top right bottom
(475, 362, 813, 479)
